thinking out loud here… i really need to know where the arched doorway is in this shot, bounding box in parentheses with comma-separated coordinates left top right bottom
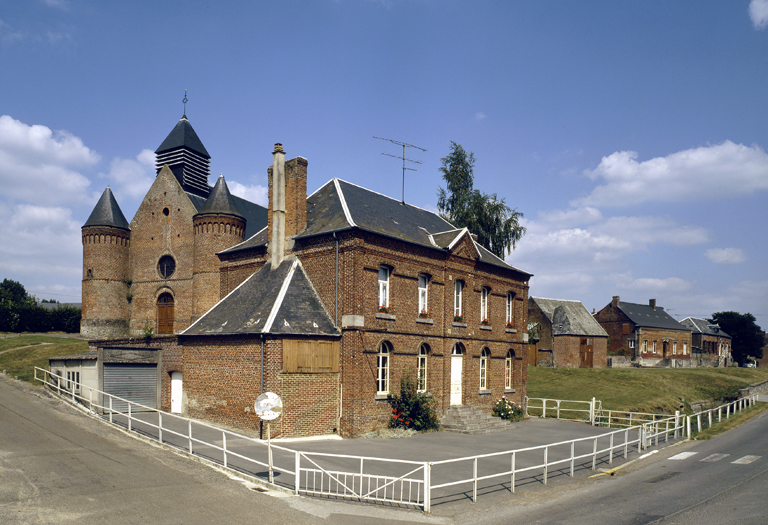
(157, 292, 174, 334)
(450, 343, 464, 405)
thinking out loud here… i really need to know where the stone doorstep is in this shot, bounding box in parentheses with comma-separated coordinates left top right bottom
(441, 405, 510, 434)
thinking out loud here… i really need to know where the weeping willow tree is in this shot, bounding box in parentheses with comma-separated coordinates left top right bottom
(436, 141, 525, 258)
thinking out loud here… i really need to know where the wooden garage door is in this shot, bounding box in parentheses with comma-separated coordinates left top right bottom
(103, 363, 157, 412)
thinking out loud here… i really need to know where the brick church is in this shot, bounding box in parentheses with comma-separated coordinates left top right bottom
(76, 113, 533, 438)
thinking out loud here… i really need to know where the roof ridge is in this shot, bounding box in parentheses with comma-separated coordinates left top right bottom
(263, 258, 299, 333)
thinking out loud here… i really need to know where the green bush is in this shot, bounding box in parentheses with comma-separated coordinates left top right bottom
(492, 396, 525, 421)
(388, 368, 440, 431)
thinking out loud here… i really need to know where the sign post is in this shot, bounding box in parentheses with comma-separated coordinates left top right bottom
(254, 392, 283, 483)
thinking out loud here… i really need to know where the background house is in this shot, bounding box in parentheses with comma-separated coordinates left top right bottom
(527, 297, 608, 368)
(680, 317, 732, 367)
(594, 296, 692, 367)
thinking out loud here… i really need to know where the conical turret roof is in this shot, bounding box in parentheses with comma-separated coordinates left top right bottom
(197, 174, 242, 217)
(155, 116, 210, 158)
(83, 187, 130, 230)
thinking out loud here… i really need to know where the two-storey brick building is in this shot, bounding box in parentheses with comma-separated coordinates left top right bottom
(680, 317, 732, 367)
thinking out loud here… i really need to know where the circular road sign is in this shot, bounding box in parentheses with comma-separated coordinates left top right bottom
(254, 392, 283, 421)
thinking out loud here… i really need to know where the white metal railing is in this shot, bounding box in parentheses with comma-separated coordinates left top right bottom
(525, 397, 601, 423)
(33, 367, 758, 513)
(686, 395, 758, 436)
(595, 409, 673, 428)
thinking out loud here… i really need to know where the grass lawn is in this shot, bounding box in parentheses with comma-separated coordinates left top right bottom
(0, 335, 89, 384)
(527, 365, 768, 414)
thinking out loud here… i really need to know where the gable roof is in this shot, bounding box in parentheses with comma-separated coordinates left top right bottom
(617, 301, 689, 331)
(529, 297, 608, 337)
(680, 317, 731, 338)
(84, 187, 130, 230)
(181, 256, 338, 337)
(222, 178, 531, 276)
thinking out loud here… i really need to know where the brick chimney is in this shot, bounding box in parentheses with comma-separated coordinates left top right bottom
(267, 148, 308, 251)
(269, 143, 286, 268)
(649, 298, 656, 310)
(612, 296, 620, 308)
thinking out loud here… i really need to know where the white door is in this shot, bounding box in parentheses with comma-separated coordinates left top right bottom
(171, 371, 183, 413)
(450, 351, 463, 405)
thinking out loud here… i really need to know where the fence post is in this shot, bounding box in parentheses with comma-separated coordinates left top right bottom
(624, 429, 629, 458)
(696, 413, 701, 434)
(686, 416, 691, 438)
(557, 400, 561, 420)
(665, 418, 669, 443)
(128, 403, 132, 432)
(708, 410, 712, 428)
(188, 420, 193, 454)
(570, 441, 575, 476)
(592, 437, 598, 470)
(424, 462, 431, 513)
(674, 411, 679, 438)
(89, 388, 93, 414)
(543, 399, 547, 419)
(718, 406, 722, 423)
(295, 451, 301, 495)
(223, 432, 227, 469)
(544, 446, 548, 485)
(109, 396, 113, 424)
(511, 451, 516, 493)
(159, 413, 163, 444)
(473, 457, 478, 502)
(591, 397, 596, 425)
(609, 433, 614, 464)
(638, 426, 643, 453)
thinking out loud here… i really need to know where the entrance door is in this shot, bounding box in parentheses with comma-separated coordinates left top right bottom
(157, 293, 174, 334)
(171, 371, 182, 413)
(450, 345, 463, 405)
(579, 338, 593, 368)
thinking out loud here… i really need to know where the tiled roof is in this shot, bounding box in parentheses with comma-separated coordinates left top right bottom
(181, 256, 338, 337)
(680, 317, 731, 338)
(618, 301, 690, 331)
(83, 187, 130, 230)
(530, 297, 607, 337)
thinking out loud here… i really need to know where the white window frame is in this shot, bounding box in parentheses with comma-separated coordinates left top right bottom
(628, 339, 635, 349)
(480, 348, 489, 390)
(418, 274, 428, 315)
(673, 342, 678, 355)
(683, 342, 687, 355)
(454, 281, 463, 319)
(377, 341, 391, 394)
(652, 341, 657, 354)
(642, 340, 647, 353)
(506, 293, 513, 326)
(505, 350, 513, 389)
(378, 266, 390, 309)
(480, 287, 489, 322)
(417, 344, 428, 392)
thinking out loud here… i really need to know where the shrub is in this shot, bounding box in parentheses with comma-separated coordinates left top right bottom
(388, 368, 440, 431)
(492, 396, 525, 421)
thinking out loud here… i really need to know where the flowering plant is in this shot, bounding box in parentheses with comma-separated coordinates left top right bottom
(492, 396, 524, 421)
(506, 321, 515, 329)
(481, 318, 490, 326)
(378, 305, 389, 313)
(418, 310, 429, 318)
(453, 315, 464, 323)
(388, 368, 440, 432)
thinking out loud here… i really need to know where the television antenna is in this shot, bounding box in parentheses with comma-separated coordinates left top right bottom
(374, 136, 426, 203)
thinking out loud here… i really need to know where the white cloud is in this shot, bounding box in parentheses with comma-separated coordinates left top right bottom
(0, 19, 24, 46)
(575, 141, 768, 207)
(706, 247, 746, 264)
(474, 112, 487, 121)
(750, 0, 768, 29)
(0, 115, 98, 206)
(228, 180, 268, 207)
(99, 149, 155, 200)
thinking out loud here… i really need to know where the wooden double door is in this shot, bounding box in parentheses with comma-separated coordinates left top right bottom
(157, 293, 174, 334)
(579, 338, 594, 368)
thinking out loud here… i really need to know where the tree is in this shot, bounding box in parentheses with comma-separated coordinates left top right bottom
(0, 279, 28, 305)
(709, 311, 764, 365)
(437, 141, 525, 258)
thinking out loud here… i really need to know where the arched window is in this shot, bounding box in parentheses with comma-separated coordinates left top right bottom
(505, 350, 514, 389)
(480, 348, 490, 390)
(417, 344, 429, 392)
(377, 341, 392, 394)
(158, 255, 176, 279)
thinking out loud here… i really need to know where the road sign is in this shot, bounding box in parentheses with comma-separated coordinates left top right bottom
(254, 392, 282, 421)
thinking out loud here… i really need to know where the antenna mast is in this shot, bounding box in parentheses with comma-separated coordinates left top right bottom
(374, 136, 426, 203)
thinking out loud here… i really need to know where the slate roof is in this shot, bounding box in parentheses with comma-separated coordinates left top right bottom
(181, 256, 338, 337)
(155, 116, 210, 158)
(618, 301, 690, 331)
(680, 317, 731, 338)
(197, 174, 242, 218)
(187, 192, 266, 239)
(530, 297, 608, 337)
(83, 187, 130, 230)
(222, 178, 531, 276)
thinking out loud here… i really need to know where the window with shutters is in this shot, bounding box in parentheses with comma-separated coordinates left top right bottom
(282, 339, 340, 373)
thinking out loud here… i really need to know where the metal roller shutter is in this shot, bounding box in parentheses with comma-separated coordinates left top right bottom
(103, 364, 157, 412)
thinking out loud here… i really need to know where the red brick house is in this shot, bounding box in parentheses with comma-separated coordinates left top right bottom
(66, 115, 532, 438)
(594, 296, 692, 367)
(527, 297, 608, 368)
(680, 317, 732, 367)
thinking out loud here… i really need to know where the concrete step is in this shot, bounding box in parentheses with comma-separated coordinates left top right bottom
(441, 405, 510, 434)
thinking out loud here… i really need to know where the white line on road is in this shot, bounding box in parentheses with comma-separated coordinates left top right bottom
(669, 452, 698, 461)
(732, 455, 761, 464)
(701, 453, 730, 462)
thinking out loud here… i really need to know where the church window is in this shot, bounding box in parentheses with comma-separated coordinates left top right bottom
(158, 256, 176, 279)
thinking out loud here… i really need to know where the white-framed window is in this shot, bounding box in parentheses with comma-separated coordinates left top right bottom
(480, 348, 490, 389)
(642, 340, 648, 353)
(505, 350, 514, 389)
(418, 274, 428, 315)
(417, 344, 428, 392)
(480, 287, 489, 322)
(673, 342, 678, 355)
(683, 342, 687, 355)
(652, 341, 657, 354)
(378, 266, 390, 309)
(454, 281, 463, 319)
(629, 339, 635, 349)
(66, 370, 80, 391)
(377, 341, 391, 394)
(506, 293, 514, 327)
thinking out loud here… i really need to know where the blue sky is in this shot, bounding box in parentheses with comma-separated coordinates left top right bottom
(2, 0, 768, 326)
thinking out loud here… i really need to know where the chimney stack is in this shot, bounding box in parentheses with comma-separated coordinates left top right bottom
(612, 296, 620, 308)
(649, 298, 656, 310)
(270, 143, 286, 268)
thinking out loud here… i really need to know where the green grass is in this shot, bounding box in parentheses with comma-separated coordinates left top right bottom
(527, 366, 768, 415)
(0, 335, 89, 384)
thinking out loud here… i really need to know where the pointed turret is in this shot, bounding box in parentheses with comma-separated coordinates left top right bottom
(84, 186, 130, 230)
(155, 115, 211, 198)
(197, 174, 243, 217)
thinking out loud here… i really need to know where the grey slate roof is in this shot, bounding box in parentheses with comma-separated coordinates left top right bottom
(530, 297, 608, 337)
(680, 317, 731, 338)
(181, 256, 338, 337)
(187, 192, 266, 239)
(83, 187, 130, 230)
(155, 116, 210, 158)
(197, 174, 242, 217)
(618, 301, 689, 331)
(222, 178, 531, 275)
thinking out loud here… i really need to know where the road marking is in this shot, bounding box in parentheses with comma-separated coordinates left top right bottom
(700, 453, 729, 462)
(669, 452, 697, 460)
(732, 455, 761, 464)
